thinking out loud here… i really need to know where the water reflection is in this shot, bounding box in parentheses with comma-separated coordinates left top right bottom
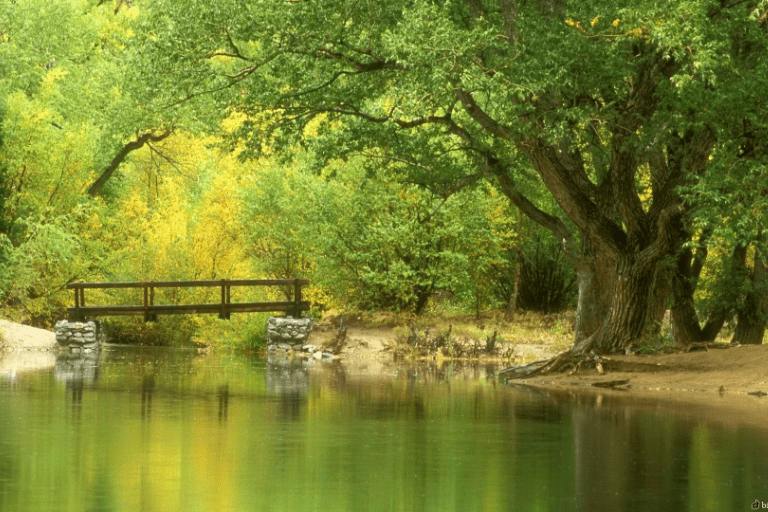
(218, 384, 229, 422)
(141, 374, 154, 419)
(265, 354, 310, 395)
(0, 349, 765, 512)
(54, 351, 101, 384)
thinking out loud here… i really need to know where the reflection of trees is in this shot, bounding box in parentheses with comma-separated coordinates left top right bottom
(519, 387, 701, 511)
(1, 349, 766, 511)
(217, 384, 229, 422)
(55, 351, 102, 421)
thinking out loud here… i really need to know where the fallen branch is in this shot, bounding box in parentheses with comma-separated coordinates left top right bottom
(685, 342, 737, 352)
(592, 379, 630, 389)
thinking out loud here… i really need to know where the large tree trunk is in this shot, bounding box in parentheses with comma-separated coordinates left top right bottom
(645, 265, 671, 336)
(671, 239, 746, 345)
(732, 246, 768, 345)
(579, 251, 663, 354)
(670, 246, 704, 348)
(573, 254, 615, 343)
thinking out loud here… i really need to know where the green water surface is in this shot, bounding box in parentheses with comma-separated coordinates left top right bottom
(0, 347, 765, 512)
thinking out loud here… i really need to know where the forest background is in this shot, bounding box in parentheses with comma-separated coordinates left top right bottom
(1, 0, 767, 354)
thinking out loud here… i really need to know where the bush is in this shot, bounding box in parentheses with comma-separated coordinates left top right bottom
(491, 235, 576, 314)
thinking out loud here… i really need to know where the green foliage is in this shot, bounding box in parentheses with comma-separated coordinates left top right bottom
(241, 154, 512, 314)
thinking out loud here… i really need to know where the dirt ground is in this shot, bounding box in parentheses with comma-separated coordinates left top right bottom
(0, 319, 58, 378)
(0, 319, 57, 351)
(522, 344, 768, 394)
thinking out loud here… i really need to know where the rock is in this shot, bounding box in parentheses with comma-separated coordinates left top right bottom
(313, 351, 323, 360)
(302, 344, 317, 352)
(277, 343, 292, 350)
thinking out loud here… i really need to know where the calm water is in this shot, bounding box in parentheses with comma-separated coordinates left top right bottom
(0, 347, 766, 512)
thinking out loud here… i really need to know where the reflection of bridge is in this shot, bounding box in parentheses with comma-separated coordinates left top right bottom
(66, 279, 310, 322)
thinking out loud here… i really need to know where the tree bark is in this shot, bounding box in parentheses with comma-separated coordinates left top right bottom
(671, 240, 747, 346)
(573, 251, 615, 343)
(586, 253, 661, 354)
(645, 265, 671, 337)
(670, 245, 704, 348)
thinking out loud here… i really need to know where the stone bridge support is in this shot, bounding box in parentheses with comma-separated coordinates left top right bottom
(55, 320, 104, 354)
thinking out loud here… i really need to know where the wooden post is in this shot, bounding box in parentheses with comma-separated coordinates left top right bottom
(71, 285, 81, 321)
(143, 283, 149, 323)
(149, 285, 156, 322)
(226, 284, 231, 320)
(219, 279, 228, 319)
(294, 279, 302, 318)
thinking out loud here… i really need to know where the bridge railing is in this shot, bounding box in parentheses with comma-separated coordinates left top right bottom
(66, 279, 310, 322)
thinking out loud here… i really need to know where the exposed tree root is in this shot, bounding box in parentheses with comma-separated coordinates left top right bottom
(499, 338, 741, 380)
(498, 351, 578, 379)
(499, 333, 599, 379)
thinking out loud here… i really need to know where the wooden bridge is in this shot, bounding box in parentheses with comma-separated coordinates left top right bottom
(66, 279, 310, 322)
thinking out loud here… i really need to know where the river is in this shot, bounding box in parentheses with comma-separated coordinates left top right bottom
(0, 346, 766, 511)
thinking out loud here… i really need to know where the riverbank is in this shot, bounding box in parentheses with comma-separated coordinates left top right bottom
(0, 319, 59, 378)
(512, 344, 768, 395)
(307, 312, 768, 398)
(0, 319, 58, 351)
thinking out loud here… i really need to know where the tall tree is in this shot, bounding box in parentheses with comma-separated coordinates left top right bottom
(138, 0, 768, 354)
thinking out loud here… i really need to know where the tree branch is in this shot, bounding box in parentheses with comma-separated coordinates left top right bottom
(419, 173, 489, 224)
(87, 129, 173, 197)
(453, 87, 512, 140)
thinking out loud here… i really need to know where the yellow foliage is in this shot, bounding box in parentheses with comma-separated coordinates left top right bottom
(109, 131, 253, 287)
(304, 285, 340, 311)
(303, 113, 329, 139)
(221, 111, 248, 133)
(41, 68, 68, 88)
(123, 5, 140, 20)
(612, 19, 620, 27)
(191, 160, 250, 280)
(122, 191, 150, 219)
(591, 15, 600, 27)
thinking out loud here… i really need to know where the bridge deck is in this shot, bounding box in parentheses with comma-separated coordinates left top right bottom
(66, 279, 310, 321)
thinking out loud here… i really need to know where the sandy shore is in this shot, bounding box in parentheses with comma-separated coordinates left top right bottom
(0, 320, 58, 377)
(0, 319, 58, 351)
